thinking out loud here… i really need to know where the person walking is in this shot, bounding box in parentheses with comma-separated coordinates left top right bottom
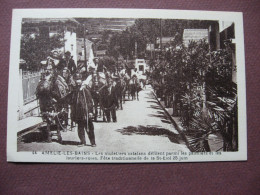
(102, 78, 117, 122)
(71, 73, 96, 147)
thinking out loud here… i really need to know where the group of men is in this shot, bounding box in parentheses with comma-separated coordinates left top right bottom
(44, 50, 121, 147)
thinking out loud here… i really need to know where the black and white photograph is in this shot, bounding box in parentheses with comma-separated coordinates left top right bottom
(7, 9, 247, 162)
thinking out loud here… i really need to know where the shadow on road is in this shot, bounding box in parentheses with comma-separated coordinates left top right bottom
(145, 92, 156, 99)
(147, 105, 162, 110)
(148, 110, 172, 125)
(61, 140, 82, 146)
(18, 125, 62, 144)
(116, 125, 182, 144)
(19, 126, 48, 143)
(147, 100, 160, 104)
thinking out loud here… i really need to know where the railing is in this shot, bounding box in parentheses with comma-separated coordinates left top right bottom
(22, 71, 41, 104)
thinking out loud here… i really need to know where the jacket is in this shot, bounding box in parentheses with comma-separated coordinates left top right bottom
(71, 86, 94, 122)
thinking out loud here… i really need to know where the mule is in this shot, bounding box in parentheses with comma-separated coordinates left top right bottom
(36, 71, 71, 143)
(82, 72, 108, 122)
(128, 76, 142, 101)
(114, 77, 126, 110)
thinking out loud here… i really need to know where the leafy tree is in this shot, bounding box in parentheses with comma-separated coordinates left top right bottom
(101, 30, 112, 43)
(99, 56, 117, 72)
(149, 38, 237, 152)
(20, 33, 64, 71)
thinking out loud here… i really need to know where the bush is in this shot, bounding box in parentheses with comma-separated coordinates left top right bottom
(150, 40, 237, 152)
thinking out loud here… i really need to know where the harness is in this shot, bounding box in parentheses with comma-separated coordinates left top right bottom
(91, 72, 107, 92)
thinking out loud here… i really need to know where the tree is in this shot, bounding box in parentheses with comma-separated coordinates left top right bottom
(20, 33, 64, 71)
(99, 56, 117, 72)
(149, 38, 237, 152)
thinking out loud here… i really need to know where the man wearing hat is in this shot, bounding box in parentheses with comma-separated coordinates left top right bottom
(101, 78, 117, 122)
(71, 73, 96, 147)
(94, 58, 104, 73)
(57, 51, 77, 76)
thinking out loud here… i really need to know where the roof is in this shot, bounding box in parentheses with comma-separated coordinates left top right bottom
(76, 18, 135, 32)
(183, 29, 208, 47)
(22, 18, 80, 25)
(156, 37, 175, 44)
(219, 21, 234, 33)
(95, 50, 107, 56)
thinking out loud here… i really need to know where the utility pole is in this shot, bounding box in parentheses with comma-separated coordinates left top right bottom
(63, 25, 66, 54)
(160, 19, 163, 53)
(83, 23, 87, 69)
(135, 41, 137, 59)
(150, 43, 152, 59)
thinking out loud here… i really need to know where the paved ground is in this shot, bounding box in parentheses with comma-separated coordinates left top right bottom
(18, 85, 189, 153)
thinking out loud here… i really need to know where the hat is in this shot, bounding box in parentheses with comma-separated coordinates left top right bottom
(74, 73, 82, 80)
(65, 51, 71, 55)
(93, 57, 99, 62)
(62, 67, 70, 74)
(50, 50, 59, 59)
(88, 63, 96, 72)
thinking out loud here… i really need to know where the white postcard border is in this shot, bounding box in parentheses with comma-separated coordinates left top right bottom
(7, 8, 247, 163)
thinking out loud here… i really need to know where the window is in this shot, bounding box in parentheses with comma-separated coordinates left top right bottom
(139, 65, 144, 72)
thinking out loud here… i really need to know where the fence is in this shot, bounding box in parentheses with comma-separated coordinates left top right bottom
(22, 71, 41, 104)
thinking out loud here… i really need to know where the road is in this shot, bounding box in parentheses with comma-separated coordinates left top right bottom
(18, 85, 189, 153)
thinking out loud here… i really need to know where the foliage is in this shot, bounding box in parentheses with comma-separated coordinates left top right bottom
(106, 19, 217, 61)
(107, 27, 146, 60)
(20, 33, 64, 71)
(204, 49, 237, 151)
(149, 38, 237, 152)
(99, 56, 117, 72)
(206, 49, 234, 99)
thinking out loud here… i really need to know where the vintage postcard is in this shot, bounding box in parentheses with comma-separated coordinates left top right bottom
(7, 8, 247, 163)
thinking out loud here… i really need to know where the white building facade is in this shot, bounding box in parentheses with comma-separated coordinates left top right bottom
(131, 59, 147, 76)
(76, 38, 95, 67)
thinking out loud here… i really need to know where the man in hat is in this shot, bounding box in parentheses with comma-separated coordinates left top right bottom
(95, 57, 104, 73)
(102, 78, 117, 122)
(71, 73, 96, 147)
(57, 51, 77, 76)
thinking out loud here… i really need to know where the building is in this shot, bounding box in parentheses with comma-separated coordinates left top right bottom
(219, 21, 236, 83)
(183, 29, 209, 47)
(134, 59, 147, 75)
(76, 38, 94, 65)
(156, 37, 175, 49)
(183, 21, 236, 83)
(77, 18, 135, 33)
(95, 50, 107, 58)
